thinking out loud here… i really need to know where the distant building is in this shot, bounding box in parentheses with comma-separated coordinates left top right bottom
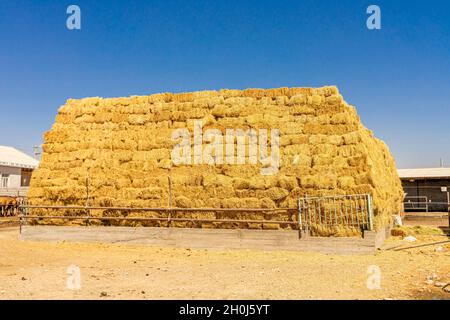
(0, 146, 39, 197)
(398, 168, 450, 212)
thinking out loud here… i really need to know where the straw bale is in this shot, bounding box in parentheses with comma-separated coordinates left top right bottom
(265, 187, 289, 201)
(233, 178, 250, 190)
(277, 176, 298, 191)
(175, 196, 192, 208)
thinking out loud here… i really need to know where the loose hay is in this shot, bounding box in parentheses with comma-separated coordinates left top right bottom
(391, 226, 446, 237)
(29, 86, 404, 232)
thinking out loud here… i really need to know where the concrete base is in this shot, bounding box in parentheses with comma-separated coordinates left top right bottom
(18, 225, 387, 255)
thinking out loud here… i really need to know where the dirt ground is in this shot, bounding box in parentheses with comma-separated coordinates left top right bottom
(403, 213, 449, 230)
(0, 225, 449, 300)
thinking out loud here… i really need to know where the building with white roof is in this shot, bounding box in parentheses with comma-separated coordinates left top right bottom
(398, 167, 450, 180)
(0, 146, 39, 197)
(398, 167, 450, 212)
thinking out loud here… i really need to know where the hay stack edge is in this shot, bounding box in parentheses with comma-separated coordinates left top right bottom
(28, 86, 403, 232)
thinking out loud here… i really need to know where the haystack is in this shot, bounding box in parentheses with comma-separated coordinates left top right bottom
(28, 86, 403, 230)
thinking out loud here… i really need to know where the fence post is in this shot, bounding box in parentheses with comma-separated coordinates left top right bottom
(23, 203, 28, 227)
(18, 204, 22, 234)
(85, 173, 90, 227)
(367, 194, 374, 231)
(168, 176, 172, 227)
(86, 206, 91, 227)
(447, 199, 450, 232)
(297, 199, 302, 238)
(306, 194, 311, 237)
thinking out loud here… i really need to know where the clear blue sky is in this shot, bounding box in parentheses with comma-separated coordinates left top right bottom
(1, 0, 449, 168)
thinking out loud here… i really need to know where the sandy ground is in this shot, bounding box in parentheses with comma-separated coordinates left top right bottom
(403, 213, 449, 230)
(0, 225, 449, 300)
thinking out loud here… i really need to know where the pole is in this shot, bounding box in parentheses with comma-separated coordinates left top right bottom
(297, 199, 301, 238)
(168, 176, 172, 227)
(85, 171, 90, 227)
(305, 194, 310, 237)
(367, 194, 374, 231)
(447, 192, 450, 233)
(19, 207, 22, 234)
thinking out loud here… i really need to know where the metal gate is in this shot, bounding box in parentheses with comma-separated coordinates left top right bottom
(298, 194, 374, 236)
(403, 196, 429, 212)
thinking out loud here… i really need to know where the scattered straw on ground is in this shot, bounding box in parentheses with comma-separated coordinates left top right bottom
(391, 225, 446, 237)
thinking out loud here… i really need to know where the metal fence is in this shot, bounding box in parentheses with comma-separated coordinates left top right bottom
(402, 201, 450, 214)
(402, 184, 450, 212)
(0, 187, 30, 198)
(16, 194, 375, 237)
(403, 196, 429, 212)
(298, 194, 374, 234)
(17, 205, 299, 229)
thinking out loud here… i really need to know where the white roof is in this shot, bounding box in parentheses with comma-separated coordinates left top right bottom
(0, 146, 39, 169)
(398, 167, 450, 179)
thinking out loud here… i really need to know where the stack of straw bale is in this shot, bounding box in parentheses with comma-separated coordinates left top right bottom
(28, 86, 403, 231)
